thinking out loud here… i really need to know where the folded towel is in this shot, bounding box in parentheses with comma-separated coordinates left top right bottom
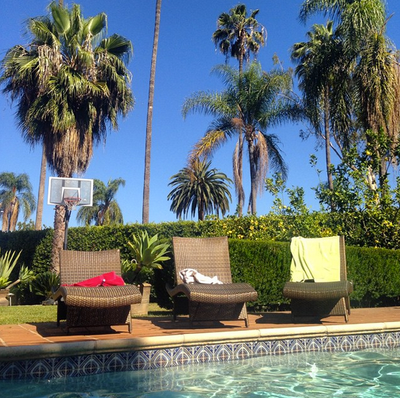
(179, 268, 223, 284)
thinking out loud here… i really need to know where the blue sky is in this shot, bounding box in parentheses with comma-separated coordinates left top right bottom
(1, 1, 400, 228)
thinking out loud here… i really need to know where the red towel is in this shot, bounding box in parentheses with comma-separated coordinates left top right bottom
(63, 271, 125, 287)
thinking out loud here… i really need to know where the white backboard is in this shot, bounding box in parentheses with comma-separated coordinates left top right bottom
(48, 177, 93, 207)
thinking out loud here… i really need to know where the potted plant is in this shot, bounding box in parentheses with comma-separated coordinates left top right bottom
(0, 250, 21, 306)
(122, 231, 170, 315)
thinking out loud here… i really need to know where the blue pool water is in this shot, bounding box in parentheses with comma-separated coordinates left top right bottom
(2, 348, 400, 397)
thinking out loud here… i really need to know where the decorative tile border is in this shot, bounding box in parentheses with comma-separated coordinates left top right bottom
(1, 330, 400, 380)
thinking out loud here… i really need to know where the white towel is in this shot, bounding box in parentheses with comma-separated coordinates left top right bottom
(179, 268, 223, 284)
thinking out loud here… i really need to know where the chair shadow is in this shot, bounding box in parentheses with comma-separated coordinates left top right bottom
(32, 321, 120, 337)
(148, 316, 238, 330)
(255, 312, 325, 325)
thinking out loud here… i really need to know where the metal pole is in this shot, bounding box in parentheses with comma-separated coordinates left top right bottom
(63, 206, 71, 250)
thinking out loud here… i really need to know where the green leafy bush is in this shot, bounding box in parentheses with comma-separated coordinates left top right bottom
(0, 250, 21, 289)
(3, 217, 400, 309)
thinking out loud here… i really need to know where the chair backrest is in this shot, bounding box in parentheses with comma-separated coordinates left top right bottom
(59, 249, 121, 285)
(290, 236, 347, 282)
(172, 236, 232, 284)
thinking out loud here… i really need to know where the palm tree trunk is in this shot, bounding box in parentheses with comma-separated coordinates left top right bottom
(142, 0, 162, 224)
(237, 133, 245, 216)
(51, 205, 66, 273)
(248, 136, 258, 215)
(323, 86, 334, 211)
(35, 147, 46, 230)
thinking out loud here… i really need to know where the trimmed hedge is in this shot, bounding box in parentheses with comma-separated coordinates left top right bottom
(1, 217, 400, 309)
(151, 239, 400, 311)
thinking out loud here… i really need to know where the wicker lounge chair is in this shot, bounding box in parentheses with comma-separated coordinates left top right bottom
(166, 236, 258, 327)
(283, 236, 353, 322)
(52, 249, 141, 333)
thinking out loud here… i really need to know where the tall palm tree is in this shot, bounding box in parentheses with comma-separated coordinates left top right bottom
(300, 0, 386, 57)
(212, 4, 266, 215)
(299, 0, 399, 195)
(35, 2, 64, 233)
(35, 150, 47, 230)
(0, 172, 36, 232)
(167, 160, 232, 221)
(182, 62, 293, 215)
(213, 4, 266, 73)
(77, 178, 125, 226)
(355, 31, 400, 192)
(0, 2, 134, 271)
(142, 0, 162, 225)
(291, 21, 352, 209)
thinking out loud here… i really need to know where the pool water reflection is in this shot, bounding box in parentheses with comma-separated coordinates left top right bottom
(2, 348, 400, 397)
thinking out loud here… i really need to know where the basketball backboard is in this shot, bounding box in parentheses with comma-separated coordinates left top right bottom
(48, 177, 93, 207)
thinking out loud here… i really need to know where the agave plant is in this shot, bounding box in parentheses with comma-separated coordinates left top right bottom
(0, 250, 21, 289)
(123, 231, 170, 284)
(31, 271, 60, 299)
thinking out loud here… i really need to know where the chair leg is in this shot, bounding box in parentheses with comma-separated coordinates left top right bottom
(127, 313, 132, 333)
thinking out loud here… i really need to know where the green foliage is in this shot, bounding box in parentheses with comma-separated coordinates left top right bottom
(121, 230, 170, 283)
(167, 160, 232, 221)
(266, 172, 310, 216)
(229, 239, 292, 311)
(0, 229, 49, 275)
(3, 218, 400, 309)
(0, 249, 21, 289)
(76, 178, 126, 226)
(346, 246, 400, 307)
(122, 231, 171, 284)
(30, 272, 60, 299)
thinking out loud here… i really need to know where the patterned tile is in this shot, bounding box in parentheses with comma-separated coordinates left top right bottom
(173, 347, 192, 366)
(2, 330, 400, 380)
(253, 341, 270, 356)
(215, 343, 233, 362)
(193, 345, 213, 363)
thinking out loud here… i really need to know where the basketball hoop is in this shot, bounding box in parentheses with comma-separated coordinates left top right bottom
(63, 197, 81, 211)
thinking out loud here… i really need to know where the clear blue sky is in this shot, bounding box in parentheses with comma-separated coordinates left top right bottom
(1, 1, 400, 228)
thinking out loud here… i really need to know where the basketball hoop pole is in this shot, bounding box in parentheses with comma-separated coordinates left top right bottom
(63, 206, 72, 250)
(63, 198, 80, 250)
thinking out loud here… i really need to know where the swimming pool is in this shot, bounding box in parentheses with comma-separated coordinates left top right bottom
(2, 347, 400, 397)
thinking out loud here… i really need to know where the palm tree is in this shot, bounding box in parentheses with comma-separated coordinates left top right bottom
(182, 62, 293, 215)
(291, 21, 352, 209)
(35, 3, 64, 232)
(213, 4, 266, 74)
(167, 160, 232, 221)
(0, 172, 36, 232)
(0, 2, 134, 271)
(35, 150, 47, 230)
(142, 0, 162, 224)
(300, 0, 386, 57)
(354, 32, 400, 192)
(77, 178, 125, 226)
(212, 4, 266, 215)
(299, 0, 399, 196)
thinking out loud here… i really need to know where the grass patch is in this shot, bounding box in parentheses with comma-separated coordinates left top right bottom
(0, 303, 170, 325)
(0, 305, 57, 325)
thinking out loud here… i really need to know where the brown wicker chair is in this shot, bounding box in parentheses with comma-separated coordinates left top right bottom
(52, 250, 141, 333)
(166, 237, 258, 327)
(283, 236, 353, 322)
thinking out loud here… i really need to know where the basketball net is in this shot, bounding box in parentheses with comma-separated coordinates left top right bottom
(63, 197, 81, 211)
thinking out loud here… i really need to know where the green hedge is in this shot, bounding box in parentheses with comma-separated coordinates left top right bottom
(2, 216, 400, 309)
(151, 239, 400, 311)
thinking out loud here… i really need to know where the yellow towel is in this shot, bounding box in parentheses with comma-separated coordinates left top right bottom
(290, 236, 341, 282)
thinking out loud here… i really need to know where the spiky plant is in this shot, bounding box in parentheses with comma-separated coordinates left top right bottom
(123, 231, 170, 284)
(0, 250, 21, 289)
